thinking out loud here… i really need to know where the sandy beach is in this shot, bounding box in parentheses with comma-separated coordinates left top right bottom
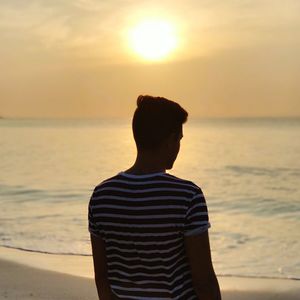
(0, 246, 299, 300)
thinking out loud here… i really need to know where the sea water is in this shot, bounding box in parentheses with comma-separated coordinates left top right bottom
(0, 117, 299, 280)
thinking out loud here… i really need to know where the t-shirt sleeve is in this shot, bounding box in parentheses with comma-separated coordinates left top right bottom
(184, 187, 211, 236)
(88, 190, 104, 238)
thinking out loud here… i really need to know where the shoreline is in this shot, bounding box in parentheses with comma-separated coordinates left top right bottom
(1, 245, 299, 281)
(1, 246, 300, 300)
(0, 245, 94, 278)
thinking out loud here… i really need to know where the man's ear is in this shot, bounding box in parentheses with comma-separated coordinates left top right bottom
(165, 132, 177, 148)
(170, 131, 179, 141)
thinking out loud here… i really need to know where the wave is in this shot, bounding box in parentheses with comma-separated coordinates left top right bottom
(225, 165, 300, 177)
(1, 244, 91, 256)
(0, 183, 88, 202)
(212, 196, 300, 218)
(218, 273, 300, 281)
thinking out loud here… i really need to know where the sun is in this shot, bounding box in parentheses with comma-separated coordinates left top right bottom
(129, 19, 178, 61)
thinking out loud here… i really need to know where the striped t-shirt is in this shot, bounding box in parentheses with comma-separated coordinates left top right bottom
(88, 171, 211, 300)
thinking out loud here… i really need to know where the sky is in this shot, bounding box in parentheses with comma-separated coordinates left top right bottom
(0, 0, 299, 118)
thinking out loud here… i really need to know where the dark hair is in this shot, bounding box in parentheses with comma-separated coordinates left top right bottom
(132, 95, 188, 151)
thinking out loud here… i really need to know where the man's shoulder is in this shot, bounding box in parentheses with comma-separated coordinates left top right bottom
(162, 173, 202, 193)
(93, 173, 121, 190)
(93, 171, 202, 194)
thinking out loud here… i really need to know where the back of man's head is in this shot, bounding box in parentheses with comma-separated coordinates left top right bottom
(132, 95, 188, 151)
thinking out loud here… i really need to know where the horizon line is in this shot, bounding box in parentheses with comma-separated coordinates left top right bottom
(1, 115, 300, 120)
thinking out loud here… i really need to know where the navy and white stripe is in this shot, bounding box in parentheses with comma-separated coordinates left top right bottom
(88, 171, 210, 300)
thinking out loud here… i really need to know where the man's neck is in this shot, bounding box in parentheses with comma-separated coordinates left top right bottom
(124, 151, 167, 175)
(124, 165, 166, 175)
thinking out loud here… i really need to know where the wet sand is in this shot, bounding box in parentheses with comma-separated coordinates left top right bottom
(0, 246, 299, 300)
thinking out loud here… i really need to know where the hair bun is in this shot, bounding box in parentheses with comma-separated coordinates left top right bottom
(137, 95, 159, 108)
(137, 95, 145, 107)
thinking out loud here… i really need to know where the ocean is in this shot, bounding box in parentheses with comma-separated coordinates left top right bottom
(0, 117, 299, 280)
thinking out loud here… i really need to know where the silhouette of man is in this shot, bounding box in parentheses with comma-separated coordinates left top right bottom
(88, 95, 221, 300)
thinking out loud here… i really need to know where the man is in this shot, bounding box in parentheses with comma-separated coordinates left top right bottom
(88, 95, 221, 300)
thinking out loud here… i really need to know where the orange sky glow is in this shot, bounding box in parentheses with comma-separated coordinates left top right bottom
(0, 0, 299, 118)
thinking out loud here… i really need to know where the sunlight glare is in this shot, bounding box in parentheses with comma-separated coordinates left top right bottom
(129, 19, 177, 61)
